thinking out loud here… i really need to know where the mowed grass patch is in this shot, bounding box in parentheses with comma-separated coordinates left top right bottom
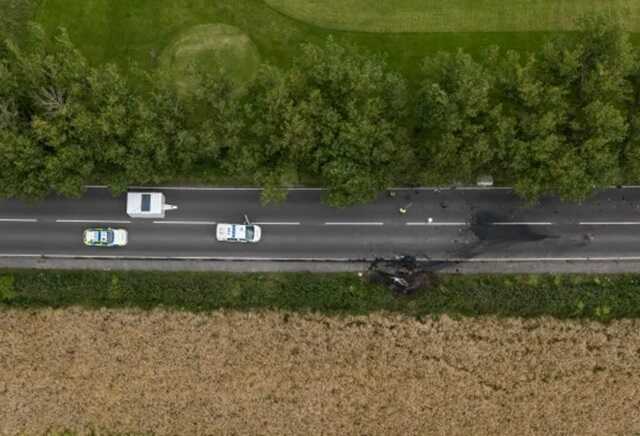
(34, 0, 586, 84)
(265, 0, 640, 32)
(159, 24, 260, 93)
(1, 270, 640, 321)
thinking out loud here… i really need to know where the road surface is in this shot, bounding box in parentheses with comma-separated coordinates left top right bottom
(2, 186, 640, 262)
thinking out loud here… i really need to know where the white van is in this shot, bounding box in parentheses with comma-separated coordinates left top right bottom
(126, 192, 177, 219)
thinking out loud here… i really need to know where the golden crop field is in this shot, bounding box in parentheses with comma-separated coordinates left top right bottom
(2, 308, 640, 435)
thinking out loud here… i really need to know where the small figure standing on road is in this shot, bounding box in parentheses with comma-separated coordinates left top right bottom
(389, 191, 396, 198)
(398, 202, 413, 215)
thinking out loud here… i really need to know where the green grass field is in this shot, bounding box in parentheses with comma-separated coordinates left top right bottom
(32, 0, 634, 84)
(265, 0, 640, 32)
(0, 0, 634, 89)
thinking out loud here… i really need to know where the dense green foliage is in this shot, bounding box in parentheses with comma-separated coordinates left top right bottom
(0, 269, 638, 321)
(416, 50, 500, 185)
(0, 0, 40, 45)
(239, 39, 409, 205)
(1, 17, 640, 204)
(0, 28, 228, 199)
(416, 16, 640, 199)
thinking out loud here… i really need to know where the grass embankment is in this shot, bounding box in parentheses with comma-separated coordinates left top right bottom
(1, 270, 639, 321)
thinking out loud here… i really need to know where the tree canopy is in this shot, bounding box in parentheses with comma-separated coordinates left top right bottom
(238, 38, 409, 206)
(2, 16, 640, 206)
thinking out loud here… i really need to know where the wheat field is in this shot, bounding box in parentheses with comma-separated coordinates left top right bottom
(2, 308, 640, 435)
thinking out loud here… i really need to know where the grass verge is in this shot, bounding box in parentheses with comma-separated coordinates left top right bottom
(1, 269, 638, 321)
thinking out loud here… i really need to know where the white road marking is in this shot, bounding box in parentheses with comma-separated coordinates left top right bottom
(132, 186, 263, 191)
(491, 222, 553, 226)
(86, 185, 324, 191)
(390, 187, 512, 191)
(579, 221, 640, 225)
(0, 218, 38, 222)
(0, 254, 41, 257)
(6, 254, 640, 262)
(153, 220, 216, 225)
(324, 222, 384, 226)
(253, 222, 301, 225)
(56, 219, 131, 224)
(84, 184, 640, 192)
(406, 222, 467, 226)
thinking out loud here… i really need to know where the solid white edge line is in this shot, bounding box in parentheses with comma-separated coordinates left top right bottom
(406, 222, 467, 226)
(153, 221, 216, 225)
(87, 186, 325, 191)
(0, 218, 38, 222)
(579, 222, 640, 225)
(7, 254, 640, 262)
(389, 187, 512, 191)
(324, 222, 384, 226)
(56, 219, 131, 224)
(84, 184, 640, 192)
(491, 222, 553, 226)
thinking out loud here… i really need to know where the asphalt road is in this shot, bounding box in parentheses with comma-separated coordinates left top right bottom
(3, 185, 640, 261)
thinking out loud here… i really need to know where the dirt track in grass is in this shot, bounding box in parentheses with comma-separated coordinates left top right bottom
(1, 308, 640, 435)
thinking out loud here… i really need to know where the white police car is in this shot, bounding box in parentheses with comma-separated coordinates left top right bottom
(83, 228, 128, 247)
(216, 223, 261, 243)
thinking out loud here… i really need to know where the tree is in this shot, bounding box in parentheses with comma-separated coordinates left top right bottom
(491, 49, 572, 200)
(236, 64, 300, 204)
(416, 50, 501, 185)
(499, 14, 637, 201)
(237, 38, 409, 206)
(121, 75, 199, 187)
(0, 26, 97, 199)
(190, 68, 244, 181)
(288, 38, 410, 206)
(622, 49, 640, 181)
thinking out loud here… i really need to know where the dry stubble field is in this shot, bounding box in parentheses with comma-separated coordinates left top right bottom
(2, 308, 640, 435)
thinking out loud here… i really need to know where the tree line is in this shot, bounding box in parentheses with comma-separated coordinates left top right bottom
(1, 16, 640, 206)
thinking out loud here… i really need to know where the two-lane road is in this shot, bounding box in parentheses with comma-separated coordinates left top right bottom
(3, 186, 640, 261)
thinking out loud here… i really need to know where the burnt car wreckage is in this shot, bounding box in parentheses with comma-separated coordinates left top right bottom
(367, 256, 439, 295)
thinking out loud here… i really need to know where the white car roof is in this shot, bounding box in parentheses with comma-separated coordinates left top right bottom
(217, 223, 247, 240)
(126, 192, 165, 217)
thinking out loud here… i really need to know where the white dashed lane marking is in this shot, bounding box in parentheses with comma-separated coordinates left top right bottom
(324, 222, 384, 226)
(56, 219, 131, 224)
(579, 221, 640, 225)
(490, 222, 553, 226)
(153, 220, 216, 225)
(0, 218, 38, 222)
(406, 222, 467, 226)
